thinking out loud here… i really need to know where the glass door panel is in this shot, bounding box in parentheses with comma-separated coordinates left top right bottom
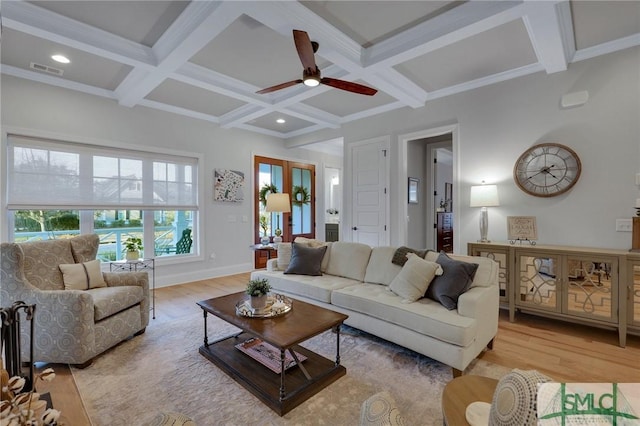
(564, 257, 616, 322)
(631, 264, 640, 327)
(289, 162, 315, 240)
(517, 254, 561, 311)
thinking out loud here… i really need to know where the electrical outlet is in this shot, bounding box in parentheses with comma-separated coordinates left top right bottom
(615, 218, 632, 232)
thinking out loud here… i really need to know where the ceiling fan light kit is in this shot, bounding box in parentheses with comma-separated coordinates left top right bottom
(256, 29, 377, 96)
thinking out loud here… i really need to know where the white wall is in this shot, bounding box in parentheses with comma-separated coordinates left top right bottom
(340, 47, 640, 251)
(0, 75, 342, 286)
(406, 140, 427, 248)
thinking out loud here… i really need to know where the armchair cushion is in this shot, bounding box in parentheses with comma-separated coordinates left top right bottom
(59, 260, 107, 290)
(90, 286, 145, 321)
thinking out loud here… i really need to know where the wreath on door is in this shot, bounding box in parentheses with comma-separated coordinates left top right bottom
(291, 185, 310, 207)
(259, 183, 278, 207)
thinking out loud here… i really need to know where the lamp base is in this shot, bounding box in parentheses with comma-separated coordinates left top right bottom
(273, 236, 283, 244)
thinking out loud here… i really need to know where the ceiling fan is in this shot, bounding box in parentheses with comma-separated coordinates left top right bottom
(256, 30, 378, 96)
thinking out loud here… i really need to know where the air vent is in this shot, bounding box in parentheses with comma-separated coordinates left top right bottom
(30, 62, 63, 76)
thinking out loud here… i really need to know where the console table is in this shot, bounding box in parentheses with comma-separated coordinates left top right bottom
(468, 242, 640, 347)
(109, 258, 155, 319)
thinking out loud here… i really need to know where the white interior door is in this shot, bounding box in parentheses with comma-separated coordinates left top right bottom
(350, 140, 389, 246)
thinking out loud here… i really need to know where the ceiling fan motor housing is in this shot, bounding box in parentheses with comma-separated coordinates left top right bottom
(303, 67, 321, 86)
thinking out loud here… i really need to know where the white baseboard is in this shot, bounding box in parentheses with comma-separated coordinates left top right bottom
(155, 262, 253, 288)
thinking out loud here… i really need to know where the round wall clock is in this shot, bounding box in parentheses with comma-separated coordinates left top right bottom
(513, 143, 581, 197)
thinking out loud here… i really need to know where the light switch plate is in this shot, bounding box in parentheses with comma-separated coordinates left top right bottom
(615, 218, 632, 232)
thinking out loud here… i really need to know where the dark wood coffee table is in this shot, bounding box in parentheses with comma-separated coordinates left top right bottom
(197, 292, 348, 416)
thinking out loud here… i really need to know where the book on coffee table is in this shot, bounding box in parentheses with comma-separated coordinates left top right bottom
(235, 338, 307, 374)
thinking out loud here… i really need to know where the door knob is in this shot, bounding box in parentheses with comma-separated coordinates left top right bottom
(352, 227, 357, 230)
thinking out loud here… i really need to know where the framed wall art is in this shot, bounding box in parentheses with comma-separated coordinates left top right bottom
(507, 216, 538, 244)
(408, 177, 419, 204)
(214, 169, 245, 202)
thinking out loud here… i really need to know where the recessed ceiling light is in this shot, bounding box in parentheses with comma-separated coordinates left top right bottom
(276, 118, 286, 124)
(51, 55, 70, 64)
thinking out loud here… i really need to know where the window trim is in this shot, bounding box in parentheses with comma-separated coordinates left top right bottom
(2, 127, 204, 263)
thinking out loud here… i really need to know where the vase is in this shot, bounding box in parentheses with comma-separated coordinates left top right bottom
(250, 295, 268, 310)
(125, 250, 140, 261)
(260, 236, 270, 246)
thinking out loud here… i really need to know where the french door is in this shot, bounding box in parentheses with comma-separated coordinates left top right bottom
(254, 156, 315, 267)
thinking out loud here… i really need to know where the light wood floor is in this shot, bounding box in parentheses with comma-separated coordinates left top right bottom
(41, 272, 640, 425)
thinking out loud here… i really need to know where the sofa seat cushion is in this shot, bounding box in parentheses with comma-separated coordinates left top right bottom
(331, 284, 477, 347)
(88, 286, 144, 321)
(251, 271, 360, 303)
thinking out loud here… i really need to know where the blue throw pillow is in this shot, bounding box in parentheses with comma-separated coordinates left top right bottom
(283, 243, 327, 276)
(425, 251, 479, 310)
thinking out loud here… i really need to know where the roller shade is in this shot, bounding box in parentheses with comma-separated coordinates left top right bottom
(7, 135, 198, 210)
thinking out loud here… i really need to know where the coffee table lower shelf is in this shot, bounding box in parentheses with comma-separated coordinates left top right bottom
(199, 331, 346, 416)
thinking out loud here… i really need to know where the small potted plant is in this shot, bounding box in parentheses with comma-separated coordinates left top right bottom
(123, 237, 143, 261)
(246, 278, 271, 310)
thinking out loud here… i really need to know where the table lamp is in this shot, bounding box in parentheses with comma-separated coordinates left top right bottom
(470, 183, 499, 243)
(265, 193, 291, 243)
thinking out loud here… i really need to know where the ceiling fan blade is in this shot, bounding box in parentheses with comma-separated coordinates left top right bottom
(293, 30, 317, 71)
(321, 78, 378, 96)
(256, 79, 303, 95)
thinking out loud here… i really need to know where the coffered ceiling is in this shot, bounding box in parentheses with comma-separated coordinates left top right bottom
(1, 1, 639, 141)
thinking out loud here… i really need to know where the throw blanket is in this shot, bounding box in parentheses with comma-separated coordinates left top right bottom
(391, 246, 432, 266)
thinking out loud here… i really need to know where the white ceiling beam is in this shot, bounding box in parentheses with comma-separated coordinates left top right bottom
(241, 2, 363, 68)
(365, 70, 427, 108)
(117, 1, 241, 107)
(522, 1, 569, 74)
(2, 1, 155, 68)
(137, 99, 221, 125)
(1, 65, 117, 99)
(174, 62, 270, 106)
(281, 104, 341, 129)
(572, 33, 640, 63)
(364, 1, 525, 69)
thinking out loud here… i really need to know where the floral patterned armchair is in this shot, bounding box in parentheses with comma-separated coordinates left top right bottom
(0, 234, 149, 367)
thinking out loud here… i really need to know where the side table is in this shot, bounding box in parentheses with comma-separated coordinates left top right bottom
(250, 243, 277, 269)
(442, 375, 498, 425)
(109, 258, 155, 319)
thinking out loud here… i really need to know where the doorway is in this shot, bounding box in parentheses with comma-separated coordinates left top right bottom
(399, 125, 457, 251)
(253, 156, 316, 268)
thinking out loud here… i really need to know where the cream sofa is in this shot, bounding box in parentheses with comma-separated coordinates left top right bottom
(0, 234, 150, 367)
(251, 241, 499, 376)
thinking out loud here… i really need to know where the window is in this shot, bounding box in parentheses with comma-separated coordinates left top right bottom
(6, 135, 198, 260)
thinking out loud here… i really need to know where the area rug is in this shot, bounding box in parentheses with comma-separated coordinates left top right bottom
(72, 311, 510, 425)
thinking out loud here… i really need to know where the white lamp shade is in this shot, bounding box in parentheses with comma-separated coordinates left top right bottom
(265, 193, 291, 213)
(470, 185, 499, 207)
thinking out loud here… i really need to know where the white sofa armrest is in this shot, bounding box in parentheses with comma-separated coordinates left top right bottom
(266, 258, 278, 271)
(457, 284, 499, 319)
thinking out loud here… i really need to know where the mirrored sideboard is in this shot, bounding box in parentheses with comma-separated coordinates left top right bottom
(468, 242, 640, 347)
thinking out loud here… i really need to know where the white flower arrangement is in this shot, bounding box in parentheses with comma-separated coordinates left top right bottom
(0, 368, 61, 426)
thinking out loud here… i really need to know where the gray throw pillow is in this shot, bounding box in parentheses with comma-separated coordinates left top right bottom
(391, 246, 430, 266)
(425, 251, 479, 310)
(284, 243, 328, 276)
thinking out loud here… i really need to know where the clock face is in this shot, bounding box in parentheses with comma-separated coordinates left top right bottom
(513, 143, 581, 197)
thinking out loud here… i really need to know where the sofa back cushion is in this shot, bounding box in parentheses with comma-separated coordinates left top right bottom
(326, 242, 372, 282)
(364, 246, 402, 286)
(20, 239, 75, 291)
(277, 239, 333, 272)
(424, 251, 497, 289)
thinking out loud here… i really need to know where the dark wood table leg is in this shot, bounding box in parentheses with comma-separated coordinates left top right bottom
(335, 324, 341, 366)
(202, 309, 209, 347)
(280, 349, 286, 401)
